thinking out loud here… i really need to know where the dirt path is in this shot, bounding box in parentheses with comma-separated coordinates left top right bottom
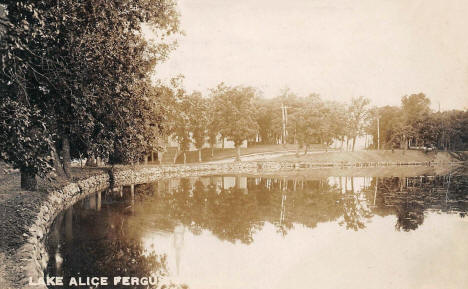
(204, 150, 331, 163)
(204, 150, 297, 163)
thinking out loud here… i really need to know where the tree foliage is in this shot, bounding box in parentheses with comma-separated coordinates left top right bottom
(0, 0, 180, 189)
(365, 93, 467, 151)
(211, 83, 258, 160)
(188, 91, 209, 162)
(346, 96, 370, 151)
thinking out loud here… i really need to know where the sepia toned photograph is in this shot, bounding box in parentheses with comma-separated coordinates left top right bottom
(0, 1, 467, 289)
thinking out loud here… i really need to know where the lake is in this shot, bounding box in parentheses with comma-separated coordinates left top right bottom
(45, 171, 468, 289)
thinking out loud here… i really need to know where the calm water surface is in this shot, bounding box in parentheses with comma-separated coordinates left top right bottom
(46, 172, 468, 289)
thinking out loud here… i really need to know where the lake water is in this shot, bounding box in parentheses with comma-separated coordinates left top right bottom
(45, 172, 468, 289)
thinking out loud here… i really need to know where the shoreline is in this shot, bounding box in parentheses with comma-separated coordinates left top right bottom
(0, 162, 275, 289)
(0, 160, 466, 289)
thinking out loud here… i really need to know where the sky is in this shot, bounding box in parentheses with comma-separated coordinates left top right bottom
(150, 0, 468, 110)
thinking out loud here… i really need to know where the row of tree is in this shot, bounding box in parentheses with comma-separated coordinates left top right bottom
(167, 86, 467, 162)
(162, 83, 258, 163)
(159, 85, 373, 163)
(366, 94, 468, 150)
(253, 90, 370, 152)
(251, 91, 468, 152)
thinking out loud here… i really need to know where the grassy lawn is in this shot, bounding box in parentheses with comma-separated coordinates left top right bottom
(271, 149, 458, 163)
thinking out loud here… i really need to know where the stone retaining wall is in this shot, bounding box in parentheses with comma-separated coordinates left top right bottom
(17, 174, 109, 289)
(15, 162, 275, 289)
(271, 160, 465, 169)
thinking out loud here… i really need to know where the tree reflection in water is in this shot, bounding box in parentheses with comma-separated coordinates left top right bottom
(375, 175, 468, 231)
(46, 203, 188, 289)
(46, 173, 468, 288)
(131, 173, 468, 243)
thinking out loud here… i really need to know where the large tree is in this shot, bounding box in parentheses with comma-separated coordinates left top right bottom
(400, 93, 431, 147)
(206, 97, 219, 157)
(289, 106, 319, 155)
(0, 0, 180, 189)
(366, 105, 402, 149)
(188, 91, 209, 162)
(288, 96, 323, 155)
(172, 94, 192, 164)
(211, 83, 258, 161)
(253, 97, 278, 144)
(347, 96, 370, 151)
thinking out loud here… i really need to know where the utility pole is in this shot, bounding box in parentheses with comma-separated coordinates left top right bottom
(281, 103, 289, 145)
(377, 116, 380, 150)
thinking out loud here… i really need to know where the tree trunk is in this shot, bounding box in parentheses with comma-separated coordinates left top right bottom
(52, 146, 65, 176)
(158, 151, 163, 164)
(183, 152, 186, 164)
(62, 137, 71, 178)
(346, 137, 349, 152)
(211, 145, 214, 157)
(173, 148, 179, 164)
(222, 137, 225, 149)
(198, 149, 202, 163)
(296, 144, 300, 157)
(20, 168, 37, 191)
(304, 145, 308, 155)
(352, 137, 356, 152)
(235, 145, 241, 161)
(86, 156, 97, 167)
